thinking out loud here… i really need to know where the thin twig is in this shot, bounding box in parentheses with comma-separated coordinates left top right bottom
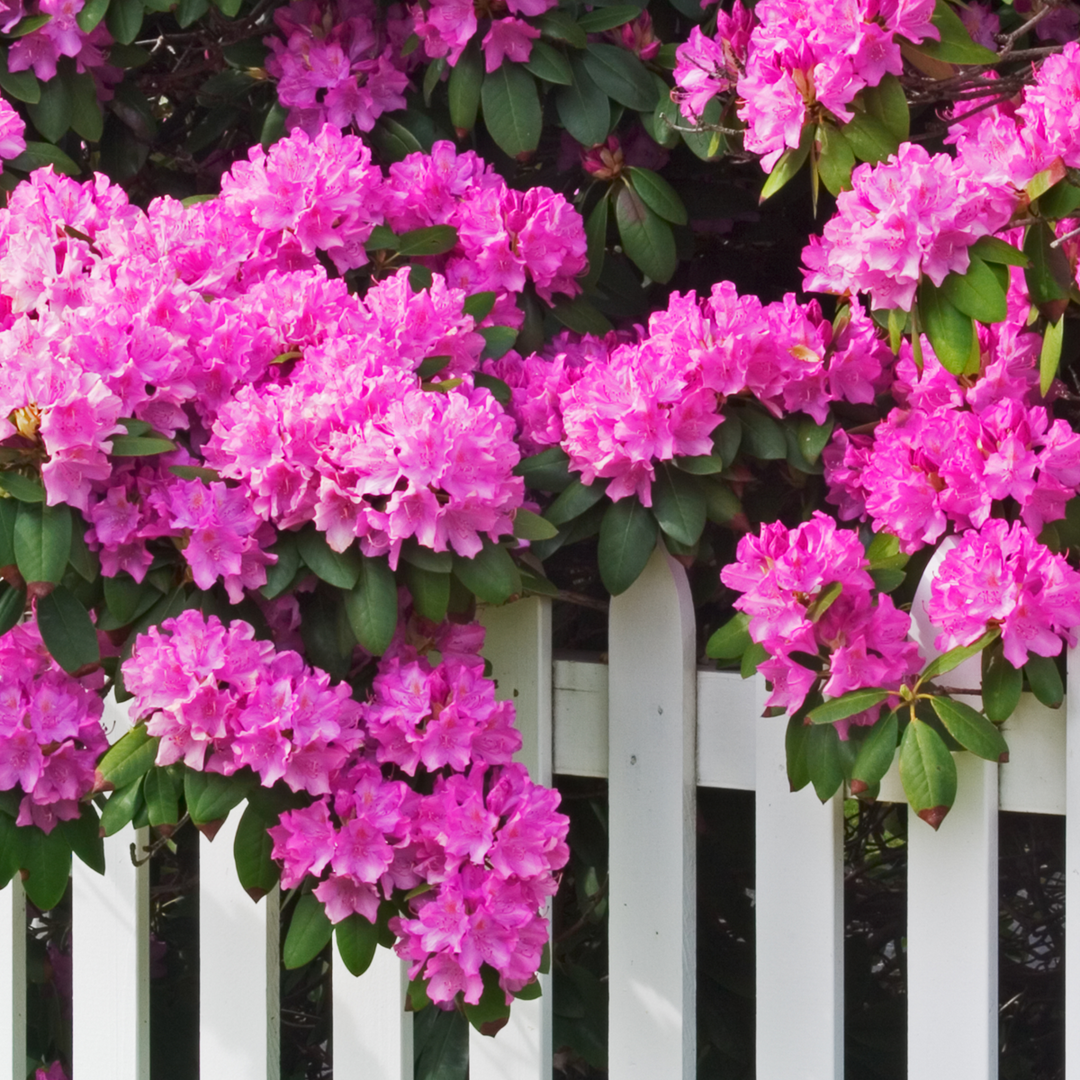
(995, 2, 1058, 59)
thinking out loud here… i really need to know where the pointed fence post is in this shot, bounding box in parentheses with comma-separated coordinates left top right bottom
(607, 546, 696, 1079)
(754, 684, 844, 1080)
(0, 877, 25, 1078)
(200, 819, 281, 1079)
(72, 692, 150, 1079)
(470, 596, 554, 1080)
(1065, 644, 1080, 1079)
(906, 541, 998, 1079)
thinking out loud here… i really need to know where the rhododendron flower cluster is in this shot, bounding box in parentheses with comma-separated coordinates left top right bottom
(266, 0, 412, 135)
(672, 3, 754, 120)
(720, 513, 922, 726)
(0, 622, 108, 833)
(0, 97, 24, 172)
(409, 0, 556, 70)
(802, 142, 1016, 310)
(824, 349, 1080, 551)
(3, 0, 118, 86)
(736, 0, 938, 171)
(927, 520, 1080, 669)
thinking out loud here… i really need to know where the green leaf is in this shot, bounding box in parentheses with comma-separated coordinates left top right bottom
(741, 640, 767, 680)
(1037, 179, 1080, 219)
(673, 454, 724, 475)
(861, 74, 909, 142)
(233, 800, 281, 900)
(59, 801, 105, 874)
(478, 325, 518, 361)
(105, 0, 142, 42)
(598, 497, 657, 596)
(397, 225, 459, 257)
(737, 407, 787, 460)
(0, 473, 44, 502)
(851, 710, 899, 793)
(706, 611, 751, 661)
(462, 291, 497, 322)
(652, 465, 705, 546)
(100, 573, 158, 630)
(940, 254, 1008, 325)
(68, 524, 98, 582)
(336, 913, 379, 977)
(581, 190, 609, 289)
(536, 10, 587, 48)
(513, 508, 559, 541)
(99, 777, 144, 836)
(980, 640, 1023, 724)
(463, 964, 513, 1035)
(1041, 315, 1065, 396)
(175, 0, 208, 24)
(422, 55, 445, 107)
(581, 43, 657, 111)
(183, 768, 258, 828)
(918, 280, 974, 374)
(920, 627, 1000, 682)
(899, 719, 958, 829)
(364, 224, 399, 252)
(841, 111, 898, 165)
(36, 585, 99, 672)
(0, 583, 25, 637)
(401, 544, 453, 574)
(453, 543, 521, 605)
(283, 893, 334, 969)
(805, 722, 844, 802)
(296, 528, 362, 589)
(576, 5, 639, 32)
(915, 0, 999, 64)
(7, 13, 51, 35)
(515, 447, 573, 493)
(0, 497, 14, 566)
(558, 58, 610, 148)
(404, 562, 450, 623)
(344, 556, 398, 656)
(65, 67, 102, 142)
(1025, 653, 1064, 708)
(143, 765, 181, 827)
(549, 295, 613, 335)
(27, 72, 72, 143)
(797, 413, 834, 467)
(807, 688, 890, 726)
(524, 39, 572, 85)
(614, 182, 676, 283)
(481, 62, 541, 159)
(16, 502, 71, 586)
(1024, 220, 1073, 314)
(816, 122, 855, 197)
(0, 51, 40, 103)
(930, 694, 1009, 763)
(679, 95, 726, 161)
(96, 725, 159, 791)
(760, 125, 813, 201)
(108, 434, 177, 456)
(259, 533, 301, 600)
(15, 826, 72, 911)
(168, 465, 221, 483)
(785, 715, 811, 792)
(970, 235, 1029, 268)
(625, 166, 686, 226)
(545, 476, 607, 527)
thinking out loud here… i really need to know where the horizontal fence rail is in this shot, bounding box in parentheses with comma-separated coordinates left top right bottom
(1, 547, 1076, 1079)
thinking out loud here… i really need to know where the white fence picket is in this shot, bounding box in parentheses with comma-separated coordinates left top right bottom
(754, 682, 844, 1080)
(200, 817, 280, 1079)
(0, 877, 24, 1078)
(607, 546, 697, 1079)
(72, 693, 150, 1079)
(1066, 644, 1080, 1080)
(471, 597, 554, 1080)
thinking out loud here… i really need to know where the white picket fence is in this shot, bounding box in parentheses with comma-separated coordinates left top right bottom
(1, 543, 1077, 1079)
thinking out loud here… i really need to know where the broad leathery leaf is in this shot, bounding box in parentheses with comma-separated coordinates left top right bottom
(970, 234, 1029, 268)
(598, 497, 657, 595)
(259, 533, 301, 600)
(703, 477, 744, 526)
(8, 13, 51, 35)
(808, 688, 890, 725)
(899, 719, 957, 829)
(651, 465, 706, 546)
(980, 639, 1023, 724)
(14, 825, 72, 911)
(96, 725, 159, 791)
(524, 39, 572, 85)
(453, 543, 521, 605)
(581, 43, 657, 111)
(760, 124, 812, 201)
(403, 562, 449, 623)
(737, 407, 786, 460)
(851, 710, 899, 793)
(705, 611, 751, 660)
(0, 51, 40, 104)
(940, 254, 1007, 325)
(143, 765, 181, 827)
(396, 225, 458, 257)
(0, 473, 44, 502)
(284, 893, 334, 969)
(673, 454, 724, 475)
(27, 73, 72, 143)
(0, 496, 14, 565)
(865, 530, 905, 568)
(0, 584, 25, 637)
(714, 409, 742, 464)
(545, 476, 607, 526)
(549, 296, 613, 335)
(68, 524, 98, 582)
(109, 434, 176, 456)
(1024, 220, 1073, 315)
(797, 412, 834, 466)
(59, 801, 105, 874)
(931, 693, 1009, 763)
(184, 768, 258, 828)
(918, 281, 973, 374)
(463, 965, 513, 1034)
(576, 5, 640, 32)
(558, 57, 611, 147)
(105, 0, 142, 44)
(816, 121, 855, 197)
(234, 800, 281, 899)
(422, 55, 445, 107)
(65, 67, 102, 142)
(625, 166, 687, 225)
(297, 528, 362, 589)
(841, 110, 897, 165)
(615, 182, 676, 282)
(805, 722, 844, 802)
(513, 508, 559, 541)
(9, 140, 78, 176)
(581, 189, 609, 289)
(806, 581, 843, 623)
(462, 290, 497, 322)
(860, 73, 908, 142)
(785, 715, 812, 792)
(99, 777, 144, 836)
(514, 446, 573, 493)
(642, 78, 681, 150)
(336, 913, 379, 977)
(917, 0, 999, 64)
(99, 574, 159, 630)
(741, 640, 767, 679)
(919, 627, 1000, 682)
(481, 62, 541, 158)
(1036, 179, 1080, 219)
(344, 555, 398, 656)
(535, 10, 586, 48)
(1041, 315, 1065, 396)
(1025, 653, 1064, 708)
(478, 325, 518, 360)
(36, 585, 99, 672)
(680, 95, 725, 161)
